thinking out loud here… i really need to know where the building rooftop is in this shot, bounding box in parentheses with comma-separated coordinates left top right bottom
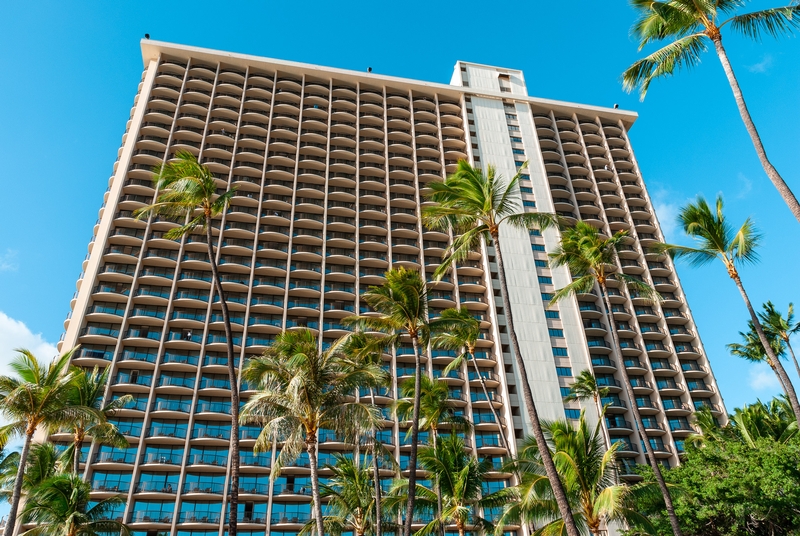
(140, 39, 638, 128)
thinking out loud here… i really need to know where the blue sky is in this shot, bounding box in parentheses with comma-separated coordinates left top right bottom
(0, 0, 798, 414)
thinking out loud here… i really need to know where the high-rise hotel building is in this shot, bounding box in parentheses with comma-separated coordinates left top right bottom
(51, 40, 725, 535)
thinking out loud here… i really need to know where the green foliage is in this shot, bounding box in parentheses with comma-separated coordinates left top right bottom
(623, 0, 800, 99)
(395, 375, 470, 442)
(421, 159, 557, 279)
(239, 329, 384, 470)
(133, 150, 235, 238)
(629, 396, 800, 536)
(497, 412, 648, 536)
(20, 473, 129, 536)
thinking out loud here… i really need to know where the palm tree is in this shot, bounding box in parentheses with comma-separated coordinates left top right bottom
(730, 397, 798, 446)
(64, 367, 131, 475)
(302, 454, 381, 536)
(396, 374, 471, 535)
(0, 443, 65, 503)
(549, 220, 683, 536)
(431, 307, 511, 453)
(19, 473, 129, 536)
(623, 1, 800, 223)
(496, 412, 652, 536)
(345, 267, 451, 536)
(656, 195, 800, 425)
(563, 369, 611, 450)
(239, 329, 383, 536)
(134, 150, 243, 534)
(339, 332, 391, 536)
(760, 301, 800, 380)
(387, 434, 500, 536)
(421, 160, 579, 536)
(395, 375, 469, 448)
(0, 347, 91, 536)
(728, 322, 791, 394)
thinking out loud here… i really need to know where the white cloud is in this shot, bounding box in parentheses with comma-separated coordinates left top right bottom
(736, 172, 753, 199)
(0, 250, 18, 272)
(748, 363, 781, 391)
(747, 54, 774, 74)
(649, 188, 685, 243)
(0, 311, 58, 376)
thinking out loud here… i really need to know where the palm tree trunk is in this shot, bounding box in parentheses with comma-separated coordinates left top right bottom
(431, 425, 444, 536)
(598, 284, 683, 536)
(403, 334, 423, 536)
(468, 349, 511, 453)
(73, 430, 84, 476)
(785, 341, 800, 382)
(369, 387, 382, 536)
(4, 427, 35, 536)
(205, 220, 240, 536)
(711, 36, 800, 224)
(730, 273, 800, 425)
(593, 394, 611, 451)
(490, 231, 580, 536)
(306, 433, 325, 536)
(771, 360, 789, 394)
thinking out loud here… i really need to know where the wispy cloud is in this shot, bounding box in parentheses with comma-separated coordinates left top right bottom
(650, 188, 685, 243)
(748, 363, 781, 391)
(0, 249, 18, 272)
(0, 311, 58, 376)
(736, 172, 753, 199)
(747, 54, 773, 74)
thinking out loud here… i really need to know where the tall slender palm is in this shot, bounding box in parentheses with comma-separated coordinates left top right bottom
(345, 267, 450, 536)
(339, 332, 391, 536)
(623, 1, 800, 223)
(656, 195, 800, 424)
(431, 307, 511, 453)
(134, 150, 243, 534)
(300, 454, 379, 536)
(563, 369, 611, 450)
(0, 347, 92, 536)
(19, 473, 129, 536)
(396, 374, 471, 535)
(760, 301, 800, 380)
(728, 322, 791, 393)
(387, 434, 501, 536)
(549, 220, 682, 536)
(421, 160, 579, 536)
(496, 413, 651, 536)
(239, 329, 383, 536)
(64, 367, 131, 475)
(395, 375, 470, 447)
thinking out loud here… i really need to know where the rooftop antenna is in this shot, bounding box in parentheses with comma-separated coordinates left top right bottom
(613, 103, 619, 109)
(367, 67, 372, 73)
(145, 33, 150, 39)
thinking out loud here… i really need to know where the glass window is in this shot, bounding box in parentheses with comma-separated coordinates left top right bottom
(531, 244, 545, 251)
(545, 310, 560, 319)
(130, 500, 175, 523)
(564, 408, 581, 419)
(549, 328, 564, 337)
(179, 502, 223, 524)
(137, 472, 179, 493)
(91, 471, 131, 492)
(553, 348, 569, 357)
(556, 366, 572, 376)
